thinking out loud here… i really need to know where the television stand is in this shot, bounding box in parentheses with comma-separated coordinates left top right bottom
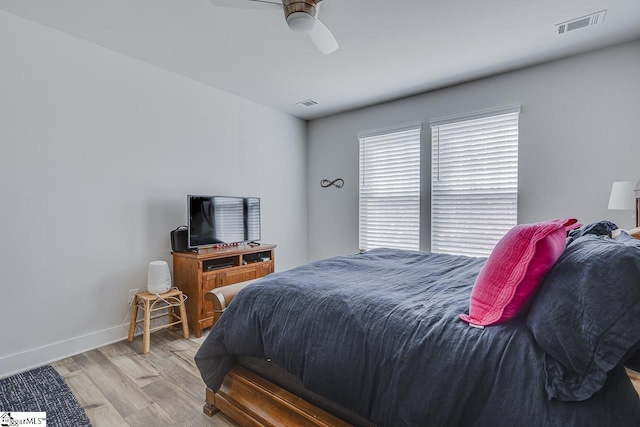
(172, 243, 276, 337)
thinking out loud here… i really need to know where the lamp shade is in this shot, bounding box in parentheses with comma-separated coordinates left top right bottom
(147, 261, 171, 294)
(608, 181, 636, 210)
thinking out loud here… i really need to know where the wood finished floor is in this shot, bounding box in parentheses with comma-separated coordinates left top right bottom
(52, 329, 237, 427)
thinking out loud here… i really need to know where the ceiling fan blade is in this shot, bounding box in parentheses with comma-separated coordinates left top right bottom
(209, 0, 282, 10)
(308, 19, 339, 55)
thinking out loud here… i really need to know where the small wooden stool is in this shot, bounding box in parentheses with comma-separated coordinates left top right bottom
(127, 288, 189, 354)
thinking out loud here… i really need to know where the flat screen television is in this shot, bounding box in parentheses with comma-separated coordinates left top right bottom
(188, 195, 261, 248)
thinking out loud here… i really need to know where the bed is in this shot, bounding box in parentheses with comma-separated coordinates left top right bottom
(194, 222, 640, 426)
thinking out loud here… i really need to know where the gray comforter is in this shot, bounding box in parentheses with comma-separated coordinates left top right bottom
(195, 248, 640, 426)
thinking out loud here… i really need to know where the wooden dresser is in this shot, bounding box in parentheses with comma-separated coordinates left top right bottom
(172, 244, 276, 337)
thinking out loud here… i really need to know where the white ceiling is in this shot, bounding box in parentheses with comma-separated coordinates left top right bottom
(1, 0, 639, 120)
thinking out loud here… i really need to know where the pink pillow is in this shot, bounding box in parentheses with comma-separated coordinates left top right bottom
(460, 218, 580, 327)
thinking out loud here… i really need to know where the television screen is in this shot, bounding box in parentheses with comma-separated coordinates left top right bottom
(188, 195, 260, 248)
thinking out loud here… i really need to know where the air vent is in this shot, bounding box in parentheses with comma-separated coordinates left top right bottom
(296, 99, 318, 107)
(555, 10, 606, 35)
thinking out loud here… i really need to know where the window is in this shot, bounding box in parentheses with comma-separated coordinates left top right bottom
(358, 124, 421, 251)
(430, 106, 520, 257)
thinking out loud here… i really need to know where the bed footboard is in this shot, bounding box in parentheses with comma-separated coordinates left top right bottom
(203, 281, 352, 425)
(203, 366, 350, 426)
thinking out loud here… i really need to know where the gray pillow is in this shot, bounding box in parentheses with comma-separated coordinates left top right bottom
(527, 232, 640, 401)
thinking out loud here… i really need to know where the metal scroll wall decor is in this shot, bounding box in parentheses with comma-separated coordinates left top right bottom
(320, 178, 344, 188)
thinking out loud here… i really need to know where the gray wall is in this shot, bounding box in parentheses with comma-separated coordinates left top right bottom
(0, 11, 307, 376)
(307, 40, 640, 262)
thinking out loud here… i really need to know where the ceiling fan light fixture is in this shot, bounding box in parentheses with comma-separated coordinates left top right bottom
(283, 0, 319, 33)
(211, 0, 337, 54)
(286, 11, 316, 32)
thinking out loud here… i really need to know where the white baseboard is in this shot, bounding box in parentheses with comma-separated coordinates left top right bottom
(0, 324, 132, 379)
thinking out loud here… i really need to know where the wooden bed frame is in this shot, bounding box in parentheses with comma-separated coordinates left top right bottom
(203, 365, 350, 426)
(203, 282, 352, 426)
(202, 212, 640, 426)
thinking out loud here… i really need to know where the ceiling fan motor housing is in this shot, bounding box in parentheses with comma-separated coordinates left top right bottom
(283, 0, 321, 33)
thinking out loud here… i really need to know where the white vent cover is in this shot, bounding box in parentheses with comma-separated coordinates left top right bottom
(555, 10, 606, 35)
(296, 99, 318, 107)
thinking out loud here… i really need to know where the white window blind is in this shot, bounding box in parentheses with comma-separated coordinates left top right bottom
(214, 197, 245, 243)
(359, 124, 421, 251)
(431, 106, 519, 257)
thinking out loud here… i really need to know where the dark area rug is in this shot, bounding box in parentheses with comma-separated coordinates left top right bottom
(0, 365, 91, 427)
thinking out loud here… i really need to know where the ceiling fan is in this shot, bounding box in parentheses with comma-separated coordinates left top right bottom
(209, 0, 339, 55)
